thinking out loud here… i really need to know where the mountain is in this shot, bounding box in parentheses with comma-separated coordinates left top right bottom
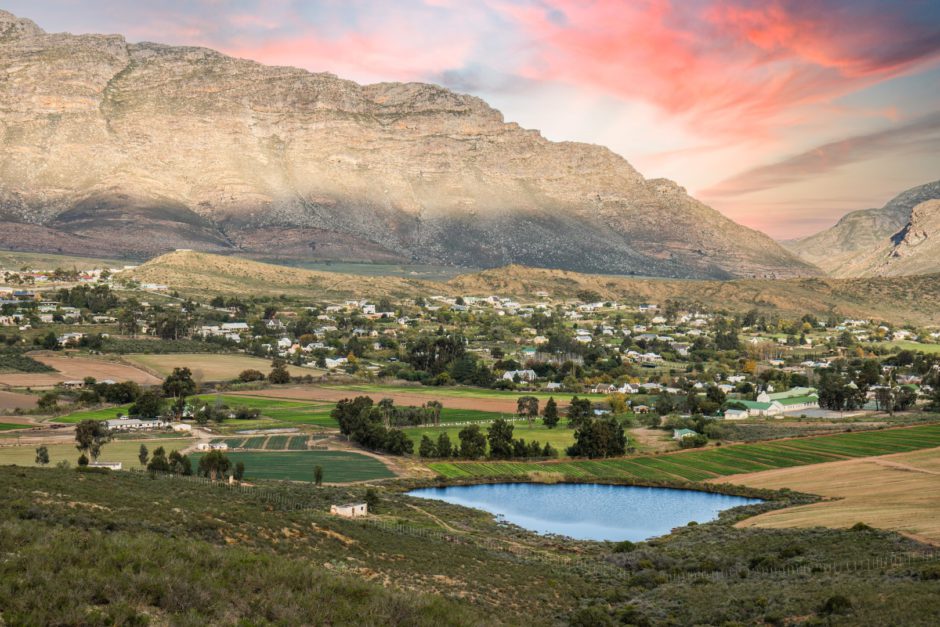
(784, 180, 940, 276)
(0, 10, 816, 280)
(129, 250, 940, 325)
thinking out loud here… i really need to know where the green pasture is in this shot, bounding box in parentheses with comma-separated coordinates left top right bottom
(427, 423, 940, 481)
(0, 438, 193, 469)
(0, 423, 27, 432)
(321, 384, 605, 403)
(190, 450, 394, 483)
(405, 421, 575, 454)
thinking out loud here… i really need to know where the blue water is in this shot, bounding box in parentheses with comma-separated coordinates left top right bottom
(408, 483, 762, 542)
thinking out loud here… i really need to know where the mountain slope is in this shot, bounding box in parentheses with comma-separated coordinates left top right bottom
(0, 10, 816, 279)
(784, 180, 940, 276)
(129, 251, 940, 325)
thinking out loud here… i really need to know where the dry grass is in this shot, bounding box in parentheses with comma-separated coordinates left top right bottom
(124, 353, 315, 382)
(129, 251, 940, 324)
(713, 447, 940, 545)
(0, 391, 37, 410)
(0, 353, 161, 388)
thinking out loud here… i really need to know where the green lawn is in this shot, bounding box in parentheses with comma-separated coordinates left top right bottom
(405, 421, 575, 454)
(428, 424, 940, 481)
(54, 404, 133, 424)
(0, 423, 28, 432)
(879, 341, 940, 354)
(0, 438, 193, 468)
(190, 450, 394, 483)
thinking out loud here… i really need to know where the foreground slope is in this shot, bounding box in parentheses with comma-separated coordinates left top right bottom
(0, 10, 815, 279)
(785, 180, 940, 276)
(130, 250, 940, 325)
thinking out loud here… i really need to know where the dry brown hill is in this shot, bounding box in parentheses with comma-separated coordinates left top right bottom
(129, 251, 940, 325)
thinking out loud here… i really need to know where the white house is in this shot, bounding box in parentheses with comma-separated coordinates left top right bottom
(331, 503, 368, 518)
(89, 461, 122, 470)
(502, 369, 537, 382)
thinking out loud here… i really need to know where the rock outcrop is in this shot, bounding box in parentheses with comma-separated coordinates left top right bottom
(0, 10, 817, 279)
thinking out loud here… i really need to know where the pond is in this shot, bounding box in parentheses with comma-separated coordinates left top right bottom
(408, 483, 762, 542)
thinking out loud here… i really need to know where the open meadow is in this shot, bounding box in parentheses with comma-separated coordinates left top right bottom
(715, 446, 940, 545)
(0, 437, 193, 468)
(124, 353, 316, 382)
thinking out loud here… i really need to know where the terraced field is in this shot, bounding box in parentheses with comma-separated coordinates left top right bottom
(427, 424, 940, 481)
(213, 435, 309, 451)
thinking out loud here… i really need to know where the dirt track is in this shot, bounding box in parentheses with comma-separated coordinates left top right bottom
(230, 386, 542, 414)
(0, 353, 161, 388)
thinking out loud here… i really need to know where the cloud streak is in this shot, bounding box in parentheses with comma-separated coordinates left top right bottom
(701, 112, 940, 198)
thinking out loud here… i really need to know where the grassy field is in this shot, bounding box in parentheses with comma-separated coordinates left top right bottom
(215, 435, 310, 451)
(323, 383, 602, 403)
(0, 423, 29, 432)
(196, 394, 338, 426)
(54, 404, 133, 424)
(0, 438, 193, 468)
(124, 353, 315, 381)
(405, 421, 575, 454)
(190, 450, 393, 483)
(878, 340, 940, 354)
(427, 424, 940, 481)
(723, 446, 940, 544)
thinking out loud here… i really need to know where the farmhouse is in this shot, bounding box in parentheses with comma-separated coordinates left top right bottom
(104, 418, 171, 431)
(673, 428, 698, 441)
(331, 503, 368, 518)
(88, 461, 122, 470)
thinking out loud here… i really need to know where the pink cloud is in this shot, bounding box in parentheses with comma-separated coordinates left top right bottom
(498, 0, 940, 137)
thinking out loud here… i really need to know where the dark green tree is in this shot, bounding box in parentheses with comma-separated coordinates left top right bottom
(566, 396, 593, 429)
(458, 424, 487, 459)
(198, 450, 232, 480)
(138, 444, 149, 466)
(313, 464, 323, 486)
(542, 397, 560, 428)
(436, 431, 453, 458)
(35, 445, 50, 466)
(162, 367, 196, 419)
(268, 359, 291, 384)
(131, 390, 165, 419)
(487, 418, 515, 458)
(419, 435, 437, 458)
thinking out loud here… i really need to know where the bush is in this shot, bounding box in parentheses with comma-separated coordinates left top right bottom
(818, 595, 853, 616)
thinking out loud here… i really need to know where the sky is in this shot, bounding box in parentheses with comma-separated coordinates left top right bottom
(7, 0, 940, 239)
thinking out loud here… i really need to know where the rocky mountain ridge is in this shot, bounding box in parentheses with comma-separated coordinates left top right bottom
(0, 10, 817, 279)
(784, 180, 940, 276)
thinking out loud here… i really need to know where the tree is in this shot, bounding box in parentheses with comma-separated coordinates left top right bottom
(268, 359, 291, 384)
(458, 424, 487, 459)
(516, 396, 539, 425)
(35, 445, 50, 466)
(238, 369, 266, 383)
(313, 464, 323, 486)
(77, 454, 89, 467)
(131, 390, 165, 420)
(542, 397, 560, 428)
(364, 487, 380, 513)
(567, 417, 627, 459)
(147, 446, 170, 473)
(138, 444, 149, 466)
(235, 461, 246, 481)
(566, 396, 593, 429)
(74, 419, 112, 461)
(162, 367, 196, 419)
(168, 450, 192, 475)
(37, 392, 59, 414)
(419, 435, 437, 458)
(384, 429, 414, 455)
(198, 450, 232, 480)
(436, 431, 453, 458)
(487, 418, 515, 459)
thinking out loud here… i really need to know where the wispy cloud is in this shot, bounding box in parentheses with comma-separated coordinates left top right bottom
(702, 111, 940, 198)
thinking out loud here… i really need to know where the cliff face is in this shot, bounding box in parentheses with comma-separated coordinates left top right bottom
(0, 10, 817, 279)
(837, 200, 940, 277)
(784, 180, 940, 276)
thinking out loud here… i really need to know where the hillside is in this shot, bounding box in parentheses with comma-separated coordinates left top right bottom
(130, 251, 940, 325)
(784, 180, 940, 276)
(0, 10, 816, 280)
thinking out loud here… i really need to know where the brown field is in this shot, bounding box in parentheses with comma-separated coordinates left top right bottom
(0, 353, 161, 388)
(713, 447, 940, 545)
(124, 353, 316, 383)
(231, 386, 531, 413)
(0, 390, 37, 410)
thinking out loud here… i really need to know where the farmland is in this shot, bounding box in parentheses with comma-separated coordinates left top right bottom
(123, 353, 315, 382)
(0, 353, 160, 388)
(716, 446, 940, 545)
(0, 422, 28, 431)
(427, 423, 940, 482)
(214, 435, 310, 450)
(405, 421, 575, 453)
(233, 385, 601, 414)
(0, 391, 36, 410)
(190, 450, 394, 483)
(0, 438, 193, 468)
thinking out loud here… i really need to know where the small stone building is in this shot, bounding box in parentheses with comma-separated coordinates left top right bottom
(330, 503, 368, 518)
